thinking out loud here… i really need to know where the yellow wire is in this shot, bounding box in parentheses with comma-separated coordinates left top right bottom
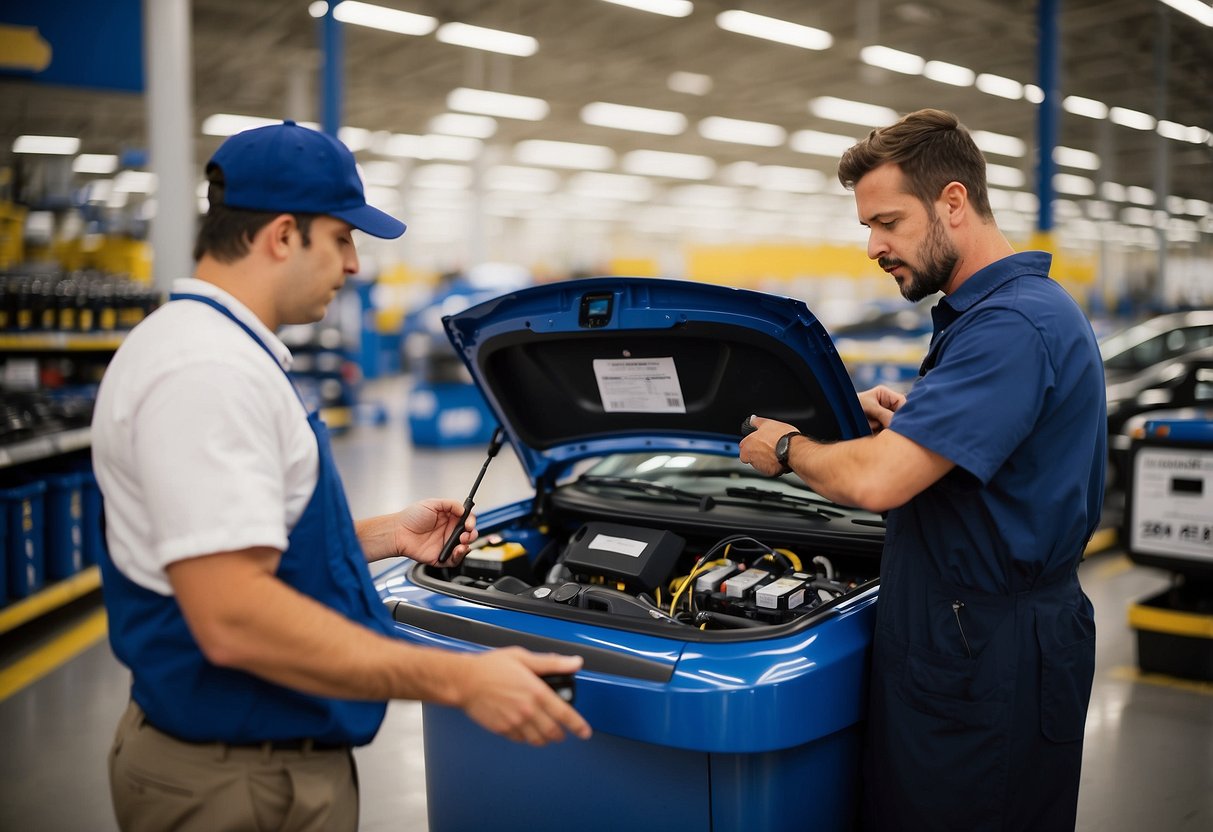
(775, 548, 802, 571)
(668, 558, 731, 615)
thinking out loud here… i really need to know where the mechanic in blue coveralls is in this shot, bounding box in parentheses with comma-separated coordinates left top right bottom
(91, 121, 589, 832)
(740, 109, 1105, 832)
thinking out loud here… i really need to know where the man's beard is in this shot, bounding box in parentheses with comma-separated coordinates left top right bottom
(880, 213, 959, 302)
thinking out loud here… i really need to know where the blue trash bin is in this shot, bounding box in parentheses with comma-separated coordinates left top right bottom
(44, 472, 86, 580)
(2, 480, 48, 599)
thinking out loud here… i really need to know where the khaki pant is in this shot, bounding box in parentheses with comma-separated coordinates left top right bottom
(109, 701, 358, 832)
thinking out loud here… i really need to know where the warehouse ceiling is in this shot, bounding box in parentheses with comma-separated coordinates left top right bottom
(1, 0, 1211, 233)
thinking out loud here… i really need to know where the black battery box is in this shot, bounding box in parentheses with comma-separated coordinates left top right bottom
(562, 521, 685, 593)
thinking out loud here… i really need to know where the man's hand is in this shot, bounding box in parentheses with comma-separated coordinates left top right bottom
(455, 648, 592, 746)
(858, 385, 906, 432)
(390, 499, 478, 566)
(738, 415, 797, 477)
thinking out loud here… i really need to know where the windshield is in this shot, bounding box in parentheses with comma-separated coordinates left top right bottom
(564, 452, 886, 530)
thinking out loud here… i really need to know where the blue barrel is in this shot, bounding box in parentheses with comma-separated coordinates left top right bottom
(0, 501, 7, 602)
(2, 481, 47, 599)
(45, 472, 86, 580)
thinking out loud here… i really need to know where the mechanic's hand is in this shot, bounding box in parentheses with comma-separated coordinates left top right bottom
(857, 385, 906, 432)
(738, 415, 797, 477)
(392, 499, 477, 567)
(457, 648, 591, 746)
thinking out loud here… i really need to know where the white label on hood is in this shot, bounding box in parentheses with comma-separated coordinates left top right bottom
(593, 357, 686, 413)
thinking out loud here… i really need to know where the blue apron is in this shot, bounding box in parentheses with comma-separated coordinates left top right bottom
(98, 293, 396, 746)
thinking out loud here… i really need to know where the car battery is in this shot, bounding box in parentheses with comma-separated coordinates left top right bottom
(693, 560, 737, 593)
(79, 469, 104, 566)
(44, 472, 85, 580)
(1, 480, 47, 599)
(462, 541, 529, 581)
(755, 575, 808, 612)
(721, 567, 773, 600)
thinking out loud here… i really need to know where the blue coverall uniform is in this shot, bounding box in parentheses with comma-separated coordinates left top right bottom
(861, 252, 1107, 831)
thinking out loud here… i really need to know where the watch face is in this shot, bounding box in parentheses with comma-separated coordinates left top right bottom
(776, 433, 792, 464)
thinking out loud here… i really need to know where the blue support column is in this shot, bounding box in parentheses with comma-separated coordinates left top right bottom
(321, 5, 343, 137)
(1036, 0, 1060, 236)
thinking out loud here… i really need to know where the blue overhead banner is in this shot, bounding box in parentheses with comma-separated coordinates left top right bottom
(0, 0, 143, 92)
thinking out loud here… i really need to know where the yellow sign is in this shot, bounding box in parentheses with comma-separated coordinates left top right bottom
(0, 25, 51, 72)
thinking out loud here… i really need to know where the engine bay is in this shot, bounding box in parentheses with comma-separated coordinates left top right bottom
(419, 514, 876, 633)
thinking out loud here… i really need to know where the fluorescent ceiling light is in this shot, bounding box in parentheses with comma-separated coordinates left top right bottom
(716, 9, 832, 50)
(515, 139, 615, 170)
(1101, 182, 1126, 202)
(114, 170, 157, 193)
(1156, 119, 1208, 144)
(622, 149, 715, 180)
(1157, 0, 1213, 26)
(1053, 146, 1100, 170)
(698, 116, 785, 147)
(338, 126, 371, 152)
(374, 132, 482, 161)
(721, 160, 759, 186)
(1126, 185, 1156, 205)
(581, 101, 686, 135)
(1109, 106, 1156, 131)
(411, 164, 473, 189)
(360, 160, 403, 186)
(72, 154, 118, 174)
(667, 184, 741, 208)
(601, 0, 693, 17)
(447, 87, 549, 120)
(435, 22, 537, 56)
(321, 1, 437, 35)
(1185, 198, 1210, 215)
(859, 45, 924, 74)
(428, 113, 497, 139)
(756, 165, 826, 193)
(971, 130, 1026, 158)
(484, 165, 560, 193)
(808, 96, 898, 127)
(789, 129, 859, 157)
(567, 171, 655, 202)
(1062, 95, 1108, 119)
(1052, 174, 1095, 196)
(668, 71, 712, 95)
(202, 113, 280, 136)
(975, 73, 1023, 100)
(985, 163, 1025, 189)
(1024, 84, 1044, 104)
(13, 135, 81, 155)
(923, 60, 975, 86)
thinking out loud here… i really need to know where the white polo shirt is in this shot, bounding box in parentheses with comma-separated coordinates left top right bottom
(91, 278, 320, 595)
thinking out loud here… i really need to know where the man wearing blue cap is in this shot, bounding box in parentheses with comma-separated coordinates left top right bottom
(92, 121, 590, 832)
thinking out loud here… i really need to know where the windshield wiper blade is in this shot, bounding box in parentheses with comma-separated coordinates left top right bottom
(720, 486, 846, 519)
(576, 476, 717, 510)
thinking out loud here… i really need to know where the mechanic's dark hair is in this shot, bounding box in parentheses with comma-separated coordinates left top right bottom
(837, 108, 993, 220)
(193, 164, 315, 263)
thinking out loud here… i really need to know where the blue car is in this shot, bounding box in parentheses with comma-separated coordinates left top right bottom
(374, 277, 885, 832)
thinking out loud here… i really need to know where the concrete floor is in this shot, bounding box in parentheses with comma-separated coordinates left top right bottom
(1, 376, 1210, 831)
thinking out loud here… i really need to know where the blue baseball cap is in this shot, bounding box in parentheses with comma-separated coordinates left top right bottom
(208, 120, 405, 239)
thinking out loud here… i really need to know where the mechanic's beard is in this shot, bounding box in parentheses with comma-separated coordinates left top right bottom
(894, 215, 959, 302)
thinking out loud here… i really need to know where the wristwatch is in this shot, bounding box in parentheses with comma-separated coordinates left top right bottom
(775, 431, 805, 475)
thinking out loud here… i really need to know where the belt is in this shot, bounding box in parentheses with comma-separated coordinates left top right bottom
(135, 705, 348, 753)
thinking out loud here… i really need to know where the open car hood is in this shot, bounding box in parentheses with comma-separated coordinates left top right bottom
(443, 276, 869, 484)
